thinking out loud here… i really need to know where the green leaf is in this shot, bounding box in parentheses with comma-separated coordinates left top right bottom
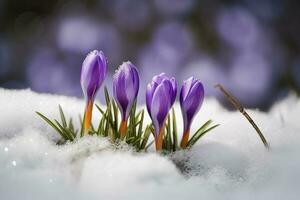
(187, 120, 219, 148)
(36, 112, 67, 140)
(165, 114, 172, 151)
(130, 101, 137, 138)
(68, 118, 74, 132)
(140, 125, 152, 149)
(97, 112, 106, 136)
(95, 104, 105, 115)
(135, 110, 143, 122)
(126, 137, 136, 143)
(149, 125, 155, 138)
(172, 108, 178, 151)
(112, 100, 119, 132)
(190, 120, 212, 140)
(58, 105, 67, 128)
(79, 114, 85, 137)
(137, 110, 144, 139)
(145, 140, 154, 151)
(132, 138, 143, 146)
(97, 104, 114, 130)
(54, 120, 74, 141)
(104, 86, 111, 105)
(91, 123, 95, 132)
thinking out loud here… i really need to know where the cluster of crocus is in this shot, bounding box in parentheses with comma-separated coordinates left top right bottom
(80, 50, 141, 140)
(146, 74, 205, 150)
(39, 49, 270, 152)
(80, 50, 207, 151)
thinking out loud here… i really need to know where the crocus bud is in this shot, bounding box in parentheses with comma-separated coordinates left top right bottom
(81, 50, 107, 133)
(113, 61, 140, 139)
(146, 73, 177, 151)
(179, 77, 204, 148)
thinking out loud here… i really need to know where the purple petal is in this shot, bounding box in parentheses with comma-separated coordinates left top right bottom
(150, 79, 172, 135)
(81, 50, 107, 101)
(180, 77, 195, 104)
(113, 69, 129, 119)
(180, 79, 204, 130)
(146, 81, 158, 118)
(169, 77, 177, 105)
(152, 73, 168, 84)
(113, 61, 140, 120)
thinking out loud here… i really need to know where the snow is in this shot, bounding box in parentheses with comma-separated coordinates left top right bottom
(0, 88, 300, 200)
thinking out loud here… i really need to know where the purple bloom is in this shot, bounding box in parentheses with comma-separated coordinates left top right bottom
(180, 77, 204, 130)
(180, 77, 204, 148)
(80, 50, 107, 133)
(81, 50, 107, 101)
(146, 73, 177, 150)
(113, 61, 140, 121)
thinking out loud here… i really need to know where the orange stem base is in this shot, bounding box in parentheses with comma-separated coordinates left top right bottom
(155, 128, 164, 151)
(180, 129, 190, 149)
(120, 120, 127, 139)
(84, 100, 93, 134)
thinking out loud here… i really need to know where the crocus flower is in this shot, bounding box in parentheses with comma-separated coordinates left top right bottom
(81, 50, 107, 133)
(179, 77, 204, 148)
(113, 61, 140, 139)
(146, 73, 177, 150)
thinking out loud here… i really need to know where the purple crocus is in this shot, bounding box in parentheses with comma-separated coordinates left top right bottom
(179, 77, 204, 148)
(146, 73, 177, 150)
(113, 61, 140, 139)
(81, 50, 107, 133)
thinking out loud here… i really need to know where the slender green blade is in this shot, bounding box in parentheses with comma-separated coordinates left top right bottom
(91, 123, 95, 132)
(67, 118, 76, 138)
(95, 104, 105, 115)
(54, 120, 74, 141)
(104, 86, 111, 105)
(135, 110, 143, 122)
(132, 138, 142, 146)
(189, 120, 212, 143)
(58, 105, 67, 128)
(166, 114, 172, 151)
(137, 110, 144, 139)
(187, 120, 219, 148)
(126, 137, 136, 143)
(145, 140, 154, 151)
(68, 118, 74, 132)
(79, 114, 85, 137)
(36, 112, 67, 140)
(112, 99, 119, 131)
(140, 126, 152, 149)
(97, 112, 106, 136)
(129, 101, 137, 138)
(172, 108, 178, 151)
(97, 104, 114, 130)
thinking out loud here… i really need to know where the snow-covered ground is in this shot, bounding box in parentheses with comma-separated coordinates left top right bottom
(0, 88, 300, 200)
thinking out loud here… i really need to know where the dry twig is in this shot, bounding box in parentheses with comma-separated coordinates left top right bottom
(215, 83, 270, 149)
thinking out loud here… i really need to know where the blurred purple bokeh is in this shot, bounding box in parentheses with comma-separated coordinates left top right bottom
(0, 0, 300, 109)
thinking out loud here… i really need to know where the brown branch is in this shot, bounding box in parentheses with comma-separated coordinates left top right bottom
(215, 83, 270, 149)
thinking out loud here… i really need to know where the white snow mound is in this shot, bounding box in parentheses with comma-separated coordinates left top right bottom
(0, 88, 300, 200)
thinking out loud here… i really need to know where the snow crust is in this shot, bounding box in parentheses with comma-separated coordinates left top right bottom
(0, 88, 300, 200)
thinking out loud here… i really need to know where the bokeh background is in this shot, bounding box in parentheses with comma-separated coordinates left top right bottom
(0, 0, 300, 109)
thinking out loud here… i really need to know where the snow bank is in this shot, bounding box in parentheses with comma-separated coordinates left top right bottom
(0, 88, 300, 200)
